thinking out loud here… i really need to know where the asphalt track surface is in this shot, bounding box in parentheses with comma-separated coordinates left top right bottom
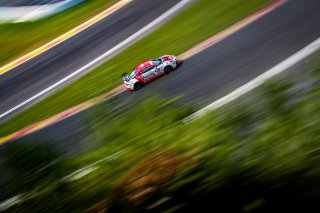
(0, 0, 181, 122)
(0, 0, 64, 6)
(129, 0, 320, 106)
(2, 0, 320, 132)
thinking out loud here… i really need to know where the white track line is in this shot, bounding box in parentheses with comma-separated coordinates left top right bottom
(0, 0, 191, 119)
(0, 0, 132, 75)
(183, 37, 320, 123)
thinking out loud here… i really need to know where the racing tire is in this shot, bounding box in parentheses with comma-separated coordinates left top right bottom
(164, 65, 174, 74)
(134, 82, 143, 90)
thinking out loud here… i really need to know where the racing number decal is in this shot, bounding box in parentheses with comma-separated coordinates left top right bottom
(142, 68, 161, 82)
(142, 72, 155, 82)
(154, 68, 162, 75)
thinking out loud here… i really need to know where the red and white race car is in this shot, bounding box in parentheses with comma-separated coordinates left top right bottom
(122, 55, 181, 90)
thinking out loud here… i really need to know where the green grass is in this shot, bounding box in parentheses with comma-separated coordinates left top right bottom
(0, 0, 117, 67)
(0, 0, 272, 137)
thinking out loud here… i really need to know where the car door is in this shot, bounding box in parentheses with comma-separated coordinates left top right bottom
(152, 59, 166, 74)
(141, 66, 158, 83)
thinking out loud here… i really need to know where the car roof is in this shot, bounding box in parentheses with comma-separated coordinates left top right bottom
(134, 60, 155, 73)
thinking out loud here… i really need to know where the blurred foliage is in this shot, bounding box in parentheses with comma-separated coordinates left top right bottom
(0, 142, 61, 192)
(1, 62, 320, 212)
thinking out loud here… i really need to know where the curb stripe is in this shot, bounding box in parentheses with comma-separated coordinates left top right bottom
(0, 85, 126, 144)
(178, 0, 286, 60)
(0, 0, 132, 75)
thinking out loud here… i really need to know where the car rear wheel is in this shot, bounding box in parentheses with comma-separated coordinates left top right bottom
(134, 82, 143, 90)
(164, 65, 173, 74)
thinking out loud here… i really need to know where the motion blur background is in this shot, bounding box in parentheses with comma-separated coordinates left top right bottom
(0, 0, 320, 212)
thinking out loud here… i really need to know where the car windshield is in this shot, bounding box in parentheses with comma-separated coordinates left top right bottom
(130, 70, 137, 79)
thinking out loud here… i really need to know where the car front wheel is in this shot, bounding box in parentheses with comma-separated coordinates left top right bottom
(134, 82, 143, 90)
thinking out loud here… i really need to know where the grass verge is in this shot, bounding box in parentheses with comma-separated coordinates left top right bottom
(0, 0, 272, 136)
(0, 0, 117, 67)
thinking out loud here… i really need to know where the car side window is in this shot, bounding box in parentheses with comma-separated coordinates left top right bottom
(141, 66, 154, 74)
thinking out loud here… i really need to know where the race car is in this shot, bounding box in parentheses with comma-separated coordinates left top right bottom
(122, 55, 180, 90)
